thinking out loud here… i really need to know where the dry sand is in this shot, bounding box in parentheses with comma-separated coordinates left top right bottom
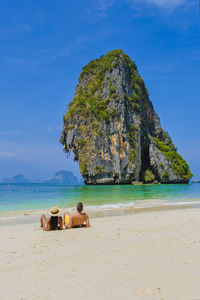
(1, 208, 200, 300)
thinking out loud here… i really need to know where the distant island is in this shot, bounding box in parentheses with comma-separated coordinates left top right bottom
(1, 170, 82, 184)
(1, 175, 30, 184)
(44, 170, 79, 184)
(60, 49, 193, 185)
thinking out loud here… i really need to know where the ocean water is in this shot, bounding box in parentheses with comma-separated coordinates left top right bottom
(0, 183, 200, 215)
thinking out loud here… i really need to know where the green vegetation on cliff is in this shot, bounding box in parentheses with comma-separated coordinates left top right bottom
(64, 49, 148, 125)
(143, 169, 155, 183)
(128, 124, 138, 164)
(153, 138, 193, 181)
(79, 49, 133, 80)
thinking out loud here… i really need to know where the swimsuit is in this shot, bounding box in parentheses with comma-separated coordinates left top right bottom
(50, 216, 58, 230)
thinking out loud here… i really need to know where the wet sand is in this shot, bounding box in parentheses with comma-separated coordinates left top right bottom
(1, 208, 200, 299)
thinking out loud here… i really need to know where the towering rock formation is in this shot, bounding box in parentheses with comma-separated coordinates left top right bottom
(60, 50, 193, 184)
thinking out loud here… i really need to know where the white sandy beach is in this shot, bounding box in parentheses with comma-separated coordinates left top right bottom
(1, 208, 200, 300)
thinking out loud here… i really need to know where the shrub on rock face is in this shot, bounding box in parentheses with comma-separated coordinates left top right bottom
(162, 171, 170, 182)
(143, 169, 155, 183)
(60, 49, 193, 185)
(153, 138, 193, 182)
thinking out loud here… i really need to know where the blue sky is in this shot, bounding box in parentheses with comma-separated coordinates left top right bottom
(0, 0, 199, 180)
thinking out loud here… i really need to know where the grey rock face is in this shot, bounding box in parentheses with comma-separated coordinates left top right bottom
(61, 50, 193, 184)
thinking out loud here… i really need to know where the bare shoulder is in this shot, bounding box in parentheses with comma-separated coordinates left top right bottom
(83, 212, 89, 218)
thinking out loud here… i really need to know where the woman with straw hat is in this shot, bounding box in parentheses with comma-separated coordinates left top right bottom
(41, 207, 63, 231)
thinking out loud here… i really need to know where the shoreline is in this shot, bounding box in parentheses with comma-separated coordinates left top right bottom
(1, 207, 200, 299)
(1, 200, 200, 227)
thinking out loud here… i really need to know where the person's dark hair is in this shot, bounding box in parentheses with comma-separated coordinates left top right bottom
(50, 216, 58, 230)
(77, 202, 83, 213)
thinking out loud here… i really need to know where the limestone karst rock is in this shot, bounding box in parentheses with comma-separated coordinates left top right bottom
(60, 50, 193, 184)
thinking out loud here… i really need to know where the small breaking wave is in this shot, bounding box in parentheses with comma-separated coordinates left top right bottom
(84, 198, 200, 212)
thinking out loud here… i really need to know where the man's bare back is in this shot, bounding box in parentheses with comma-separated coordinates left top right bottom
(64, 202, 90, 229)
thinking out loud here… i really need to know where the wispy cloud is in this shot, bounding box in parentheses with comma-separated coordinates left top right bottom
(97, 0, 115, 16)
(126, 0, 192, 14)
(94, 0, 193, 19)
(0, 151, 16, 158)
(14, 24, 32, 32)
(0, 24, 32, 36)
(5, 36, 88, 68)
(44, 125, 62, 133)
(0, 129, 21, 136)
(136, 0, 186, 9)
(0, 139, 64, 162)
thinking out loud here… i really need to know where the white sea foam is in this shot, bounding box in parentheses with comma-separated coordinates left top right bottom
(83, 198, 200, 212)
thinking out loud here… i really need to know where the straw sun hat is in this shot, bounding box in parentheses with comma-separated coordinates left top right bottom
(49, 206, 60, 216)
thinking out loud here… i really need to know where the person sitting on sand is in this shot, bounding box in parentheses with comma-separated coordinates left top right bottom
(41, 207, 63, 231)
(64, 202, 90, 229)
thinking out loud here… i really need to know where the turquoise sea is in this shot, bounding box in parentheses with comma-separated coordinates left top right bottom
(0, 183, 200, 216)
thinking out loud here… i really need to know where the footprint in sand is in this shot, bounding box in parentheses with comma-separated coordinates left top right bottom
(135, 287, 161, 296)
